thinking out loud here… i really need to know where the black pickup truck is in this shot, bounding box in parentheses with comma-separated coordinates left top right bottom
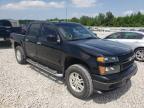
(11, 21, 137, 99)
(0, 20, 21, 42)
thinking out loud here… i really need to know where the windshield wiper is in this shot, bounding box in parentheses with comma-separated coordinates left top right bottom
(69, 37, 97, 41)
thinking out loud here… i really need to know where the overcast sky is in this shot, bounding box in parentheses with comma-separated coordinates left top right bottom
(0, 0, 144, 20)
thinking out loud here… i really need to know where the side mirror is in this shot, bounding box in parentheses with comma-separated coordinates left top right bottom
(46, 35, 61, 43)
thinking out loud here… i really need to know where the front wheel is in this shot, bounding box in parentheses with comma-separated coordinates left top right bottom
(15, 46, 27, 64)
(135, 48, 144, 62)
(65, 64, 93, 99)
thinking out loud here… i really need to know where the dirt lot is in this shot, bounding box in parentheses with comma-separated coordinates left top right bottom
(0, 42, 144, 108)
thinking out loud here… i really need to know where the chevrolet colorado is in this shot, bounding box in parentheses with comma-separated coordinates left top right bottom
(11, 22, 137, 99)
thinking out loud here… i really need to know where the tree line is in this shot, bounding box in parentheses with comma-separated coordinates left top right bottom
(19, 11, 144, 27)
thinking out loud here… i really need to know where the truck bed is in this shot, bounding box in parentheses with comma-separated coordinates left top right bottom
(0, 26, 22, 39)
(11, 33, 25, 43)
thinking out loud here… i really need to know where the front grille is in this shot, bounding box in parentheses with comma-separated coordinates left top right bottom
(118, 51, 135, 71)
(121, 60, 134, 71)
(118, 51, 134, 62)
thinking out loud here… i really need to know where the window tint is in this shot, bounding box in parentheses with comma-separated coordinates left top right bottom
(28, 23, 40, 36)
(106, 33, 121, 39)
(41, 24, 58, 37)
(123, 32, 143, 39)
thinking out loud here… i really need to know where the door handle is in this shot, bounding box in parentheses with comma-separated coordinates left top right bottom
(37, 42, 41, 45)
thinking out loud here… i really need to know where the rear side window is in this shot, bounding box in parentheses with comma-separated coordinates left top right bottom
(122, 32, 143, 39)
(106, 32, 121, 39)
(28, 23, 41, 37)
(41, 24, 59, 37)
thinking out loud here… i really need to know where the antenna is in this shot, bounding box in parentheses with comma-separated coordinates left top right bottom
(66, 7, 68, 22)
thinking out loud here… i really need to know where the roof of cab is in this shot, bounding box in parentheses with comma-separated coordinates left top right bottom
(31, 21, 80, 25)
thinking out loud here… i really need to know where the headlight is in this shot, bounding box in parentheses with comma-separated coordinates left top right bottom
(105, 65, 120, 74)
(98, 65, 120, 75)
(97, 56, 120, 75)
(97, 56, 119, 63)
(105, 57, 119, 63)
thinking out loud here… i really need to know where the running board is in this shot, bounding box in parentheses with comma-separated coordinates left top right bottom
(26, 59, 63, 77)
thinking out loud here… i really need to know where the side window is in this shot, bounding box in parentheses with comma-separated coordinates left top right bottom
(28, 23, 40, 37)
(135, 34, 143, 39)
(123, 32, 143, 39)
(106, 33, 121, 39)
(41, 24, 58, 38)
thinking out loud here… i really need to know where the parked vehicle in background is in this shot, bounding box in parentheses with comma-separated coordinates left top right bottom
(138, 29, 144, 32)
(11, 22, 137, 99)
(0, 19, 21, 43)
(105, 31, 144, 62)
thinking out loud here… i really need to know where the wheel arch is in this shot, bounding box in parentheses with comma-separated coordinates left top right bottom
(64, 57, 91, 76)
(14, 41, 23, 49)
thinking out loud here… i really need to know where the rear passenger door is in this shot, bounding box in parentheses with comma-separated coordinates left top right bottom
(25, 23, 40, 59)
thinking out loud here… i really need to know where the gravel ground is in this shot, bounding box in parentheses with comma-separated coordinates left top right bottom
(0, 43, 144, 108)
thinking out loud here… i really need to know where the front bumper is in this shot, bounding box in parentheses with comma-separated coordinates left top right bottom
(92, 63, 137, 91)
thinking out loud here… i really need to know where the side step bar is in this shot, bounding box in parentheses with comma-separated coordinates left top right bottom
(26, 59, 63, 77)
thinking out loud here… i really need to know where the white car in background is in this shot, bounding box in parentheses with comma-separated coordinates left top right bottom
(105, 31, 144, 62)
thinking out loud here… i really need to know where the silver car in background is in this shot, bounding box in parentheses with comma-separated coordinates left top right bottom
(105, 31, 144, 62)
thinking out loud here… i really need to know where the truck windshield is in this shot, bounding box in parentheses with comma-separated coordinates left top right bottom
(56, 23, 98, 41)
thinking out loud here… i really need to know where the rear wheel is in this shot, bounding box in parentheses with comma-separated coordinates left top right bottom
(15, 46, 27, 64)
(65, 64, 93, 99)
(135, 48, 144, 62)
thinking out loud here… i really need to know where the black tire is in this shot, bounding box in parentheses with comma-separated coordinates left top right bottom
(15, 46, 27, 64)
(135, 48, 144, 62)
(65, 64, 93, 99)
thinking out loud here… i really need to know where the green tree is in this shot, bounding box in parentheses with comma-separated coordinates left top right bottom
(19, 11, 144, 27)
(97, 13, 105, 26)
(104, 11, 114, 26)
(70, 17, 80, 23)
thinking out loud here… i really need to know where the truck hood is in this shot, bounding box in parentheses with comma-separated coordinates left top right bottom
(70, 39, 132, 56)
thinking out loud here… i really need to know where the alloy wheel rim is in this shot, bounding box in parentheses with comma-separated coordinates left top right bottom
(69, 72, 84, 93)
(135, 49, 144, 61)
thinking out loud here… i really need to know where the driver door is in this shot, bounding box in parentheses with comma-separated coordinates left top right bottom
(36, 24, 63, 71)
